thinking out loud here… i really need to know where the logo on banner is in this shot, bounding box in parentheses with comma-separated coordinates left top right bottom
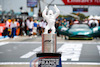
(44, 40, 51, 42)
(38, 59, 59, 67)
(62, 0, 100, 5)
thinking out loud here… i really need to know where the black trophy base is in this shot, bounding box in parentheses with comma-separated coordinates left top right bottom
(36, 53, 61, 57)
(36, 53, 62, 67)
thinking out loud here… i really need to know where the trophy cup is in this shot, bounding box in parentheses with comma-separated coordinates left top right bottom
(36, 5, 62, 67)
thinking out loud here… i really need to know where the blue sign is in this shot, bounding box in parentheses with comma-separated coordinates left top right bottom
(73, 8, 88, 12)
(27, 0, 37, 7)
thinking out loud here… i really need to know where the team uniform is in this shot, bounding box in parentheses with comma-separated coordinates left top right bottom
(38, 22, 43, 35)
(33, 22, 38, 35)
(26, 21, 34, 36)
(10, 21, 17, 38)
(3, 21, 10, 37)
(42, 22, 47, 33)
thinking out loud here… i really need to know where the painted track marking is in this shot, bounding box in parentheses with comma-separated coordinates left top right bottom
(0, 62, 100, 65)
(0, 42, 9, 46)
(57, 43, 83, 61)
(20, 46, 41, 58)
(97, 45, 100, 56)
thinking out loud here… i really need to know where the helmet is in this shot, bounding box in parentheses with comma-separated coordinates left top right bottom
(8, 19, 11, 23)
(48, 10, 53, 16)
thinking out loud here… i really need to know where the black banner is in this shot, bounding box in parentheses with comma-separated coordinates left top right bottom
(73, 8, 88, 12)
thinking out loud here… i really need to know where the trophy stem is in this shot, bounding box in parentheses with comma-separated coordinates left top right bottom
(42, 34, 57, 53)
(36, 34, 62, 67)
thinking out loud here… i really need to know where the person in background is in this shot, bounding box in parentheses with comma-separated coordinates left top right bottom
(26, 18, 34, 37)
(3, 19, 7, 38)
(10, 19, 17, 38)
(60, 20, 65, 39)
(33, 20, 38, 37)
(55, 21, 60, 36)
(0, 18, 1, 23)
(63, 19, 68, 27)
(66, 20, 70, 28)
(98, 19, 100, 26)
(1, 19, 4, 23)
(21, 20, 26, 36)
(74, 19, 79, 24)
(42, 20, 47, 33)
(16, 19, 20, 36)
(61, 20, 64, 26)
(18, 19, 22, 36)
(69, 20, 74, 28)
(7, 19, 12, 36)
(38, 20, 43, 35)
(19, 19, 24, 36)
(7, 19, 12, 37)
(26, 18, 30, 35)
(20, 19, 25, 36)
(24, 19, 27, 35)
(83, 18, 88, 25)
(58, 19, 62, 26)
(63, 19, 68, 39)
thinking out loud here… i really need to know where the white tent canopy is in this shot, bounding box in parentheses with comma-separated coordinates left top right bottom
(88, 15, 100, 20)
(88, 15, 94, 20)
(94, 15, 98, 20)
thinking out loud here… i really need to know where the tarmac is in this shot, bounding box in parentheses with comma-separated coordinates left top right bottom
(0, 36, 100, 67)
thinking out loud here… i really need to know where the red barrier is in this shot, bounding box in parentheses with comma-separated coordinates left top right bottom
(0, 23, 5, 36)
(62, 0, 100, 5)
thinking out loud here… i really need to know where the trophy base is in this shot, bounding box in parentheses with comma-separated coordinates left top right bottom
(42, 34, 56, 53)
(37, 53, 61, 57)
(36, 53, 62, 67)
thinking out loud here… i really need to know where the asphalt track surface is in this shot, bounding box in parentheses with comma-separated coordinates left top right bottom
(0, 42, 100, 63)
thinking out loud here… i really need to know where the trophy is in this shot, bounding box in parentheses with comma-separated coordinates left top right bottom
(42, 5, 60, 53)
(36, 5, 62, 67)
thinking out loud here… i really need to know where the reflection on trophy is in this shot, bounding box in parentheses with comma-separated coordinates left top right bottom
(42, 34, 57, 53)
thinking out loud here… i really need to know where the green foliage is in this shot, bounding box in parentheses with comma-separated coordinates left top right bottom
(59, 13, 88, 20)
(59, 15, 74, 18)
(71, 13, 87, 20)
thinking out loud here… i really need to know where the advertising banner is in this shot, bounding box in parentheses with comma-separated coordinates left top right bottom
(27, 0, 38, 7)
(73, 8, 88, 12)
(62, 0, 100, 5)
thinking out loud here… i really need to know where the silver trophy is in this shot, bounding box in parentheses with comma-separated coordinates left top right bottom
(36, 5, 61, 67)
(42, 5, 60, 53)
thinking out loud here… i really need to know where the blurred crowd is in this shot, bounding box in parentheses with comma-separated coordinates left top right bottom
(1, 15, 100, 38)
(2, 17, 46, 38)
